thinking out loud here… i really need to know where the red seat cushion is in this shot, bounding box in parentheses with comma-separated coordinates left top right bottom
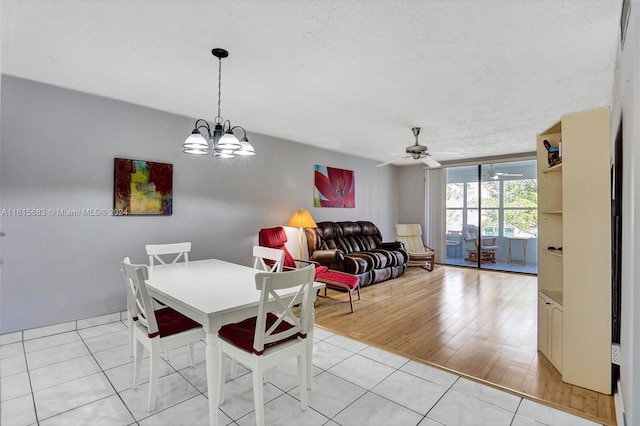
(315, 270, 360, 290)
(149, 307, 201, 338)
(218, 312, 300, 355)
(314, 265, 329, 277)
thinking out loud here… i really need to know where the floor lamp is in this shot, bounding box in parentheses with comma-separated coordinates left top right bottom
(286, 209, 317, 259)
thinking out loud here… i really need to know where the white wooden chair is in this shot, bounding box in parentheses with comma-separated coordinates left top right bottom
(217, 265, 315, 426)
(140, 242, 192, 358)
(121, 257, 204, 412)
(229, 246, 287, 380)
(253, 245, 285, 272)
(145, 242, 191, 267)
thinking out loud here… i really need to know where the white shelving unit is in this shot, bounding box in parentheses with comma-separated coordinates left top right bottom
(536, 107, 612, 394)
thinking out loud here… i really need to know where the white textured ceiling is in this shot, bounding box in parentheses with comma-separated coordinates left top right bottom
(1, 0, 622, 165)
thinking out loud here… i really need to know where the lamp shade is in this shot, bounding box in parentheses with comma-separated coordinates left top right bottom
(234, 138, 255, 156)
(218, 130, 241, 149)
(287, 209, 317, 228)
(183, 130, 209, 153)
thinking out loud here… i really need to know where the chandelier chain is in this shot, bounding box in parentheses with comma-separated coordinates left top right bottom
(217, 56, 222, 120)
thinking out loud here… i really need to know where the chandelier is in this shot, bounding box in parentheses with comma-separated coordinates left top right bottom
(182, 48, 255, 158)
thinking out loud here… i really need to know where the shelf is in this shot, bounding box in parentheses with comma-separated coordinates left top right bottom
(543, 163, 563, 173)
(544, 249, 563, 258)
(536, 107, 612, 394)
(540, 288, 564, 305)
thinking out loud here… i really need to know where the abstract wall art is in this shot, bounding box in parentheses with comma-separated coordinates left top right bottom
(114, 158, 173, 215)
(314, 165, 355, 208)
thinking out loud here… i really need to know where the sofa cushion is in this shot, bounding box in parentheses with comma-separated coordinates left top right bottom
(358, 221, 384, 248)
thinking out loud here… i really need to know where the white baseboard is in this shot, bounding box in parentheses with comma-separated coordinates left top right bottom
(0, 310, 127, 343)
(614, 379, 626, 426)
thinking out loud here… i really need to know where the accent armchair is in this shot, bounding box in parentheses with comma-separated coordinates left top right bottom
(395, 224, 436, 271)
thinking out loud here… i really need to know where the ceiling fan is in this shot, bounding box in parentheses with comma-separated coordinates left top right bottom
(481, 165, 524, 180)
(377, 127, 442, 168)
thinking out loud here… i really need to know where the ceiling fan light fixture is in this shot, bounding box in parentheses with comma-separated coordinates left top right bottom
(378, 126, 441, 168)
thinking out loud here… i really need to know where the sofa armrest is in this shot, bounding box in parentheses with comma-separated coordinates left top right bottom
(310, 249, 345, 264)
(381, 241, 404, 251)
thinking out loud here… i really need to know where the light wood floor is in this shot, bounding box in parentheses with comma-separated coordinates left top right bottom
(314, 265, 616, 426)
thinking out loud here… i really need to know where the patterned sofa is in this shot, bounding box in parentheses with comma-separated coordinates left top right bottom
(304, 221, 408, 287)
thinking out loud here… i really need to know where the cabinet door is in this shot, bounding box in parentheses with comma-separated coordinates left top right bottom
(550, 304, 563, 372)
(538, 295, 549, 355)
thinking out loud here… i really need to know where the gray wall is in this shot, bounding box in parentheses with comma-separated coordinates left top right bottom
(397, 164, 425, 225)
(0, 75, 399, 333)
(396, 165, 446, 262)
(611, 4, 640, 424)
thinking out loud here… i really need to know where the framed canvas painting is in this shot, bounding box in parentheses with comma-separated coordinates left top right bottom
(314, 165, 355, 208)
(114, 158, 173, 215)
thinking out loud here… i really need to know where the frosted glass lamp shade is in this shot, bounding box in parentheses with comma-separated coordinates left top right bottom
(183, 131, 209, 154)
(234, 139, 255, 156)
(213, 149, 235, 159)
(218, 130, 241, 149)
(183, 147, 209, 155)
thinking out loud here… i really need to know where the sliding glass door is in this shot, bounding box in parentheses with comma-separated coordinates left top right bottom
(445, 160, 538, 273)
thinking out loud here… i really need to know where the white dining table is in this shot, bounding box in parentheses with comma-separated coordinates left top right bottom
(145, 258, 324, 426)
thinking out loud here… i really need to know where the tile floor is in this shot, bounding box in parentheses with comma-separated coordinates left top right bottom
(1, 318, 600, 426)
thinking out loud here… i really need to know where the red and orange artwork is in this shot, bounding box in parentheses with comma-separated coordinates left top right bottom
(314, 165, 355, 208)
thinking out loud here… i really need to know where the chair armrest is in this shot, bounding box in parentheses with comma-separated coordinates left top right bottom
(293, 258, 321, 267)
(424, 245, 435, 254)
(310, 249, 345, 263)
(481, 237, 497, 245)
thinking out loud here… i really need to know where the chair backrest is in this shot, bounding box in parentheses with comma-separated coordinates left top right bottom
(253, 265, 315, 354)
(121, 257, 159, 338)
(462, 224, 479, 240)
(253, 246, 285, 272)
(462, 224, 480, 249)
(258, 227, 296, 268)
(395, 224, 426, 253)
(146, 242, 191, 266)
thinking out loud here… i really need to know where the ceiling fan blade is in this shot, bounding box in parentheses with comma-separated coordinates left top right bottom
(377, 158, 401, 167)
(421, 156, 441, 168)
(377, 155, 412, 167)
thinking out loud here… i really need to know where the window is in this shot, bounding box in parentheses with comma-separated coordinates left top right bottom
(444, 160, 537, 272)
(503, 179, 538, 237)
(446, 162, 537, 238)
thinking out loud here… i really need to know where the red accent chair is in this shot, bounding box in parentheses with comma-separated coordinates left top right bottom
(259, 227, 361, 313)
